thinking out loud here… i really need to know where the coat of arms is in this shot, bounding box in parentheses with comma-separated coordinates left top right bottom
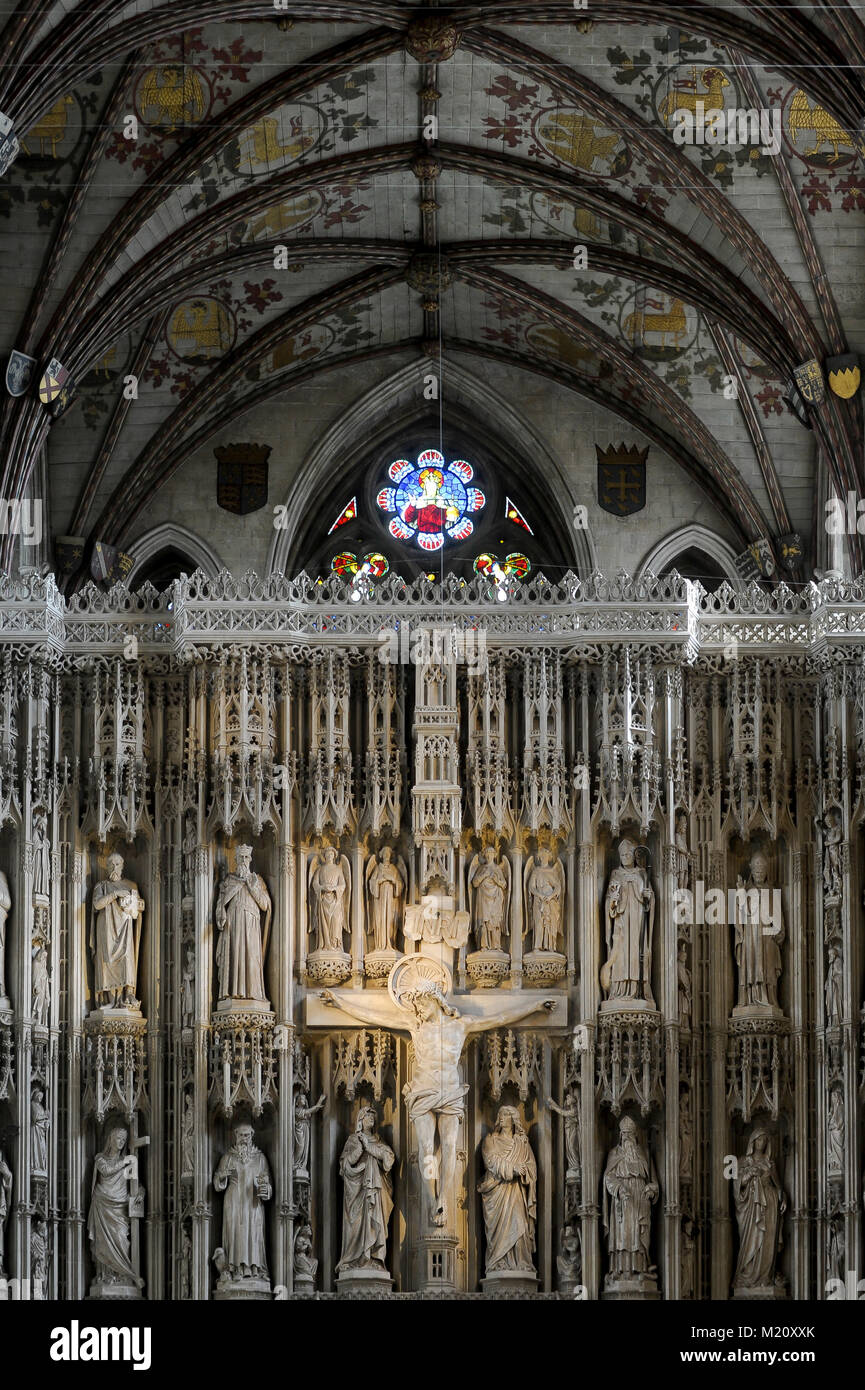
(54, 535, 84, 579)
(38, 356, 71, 408)
(793, 358, 825, 405)
(777, 532, 803, 574)
(735, 538, 776, 581)
(597, 443, 648, 516)
(0, 111, 18, 176)
(5, 350, 35, 397)
(215, 443, 271, 515)
(826, 352, 860, 399)
(91, 540, 133, 585)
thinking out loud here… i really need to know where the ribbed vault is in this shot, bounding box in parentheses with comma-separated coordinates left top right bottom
(0, 1, 861, 579)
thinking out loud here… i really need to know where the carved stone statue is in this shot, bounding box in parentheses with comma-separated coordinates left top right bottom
(679, 1088, 693, 1179)
(179, 1225, 192, 1300)
(525, 847, 565, 953)
(675, 812, 691, 894)
(32, 940, 49, 1026)
(681, 1217, 696, 1299)
(181, 1092, 194, 1179)
(825, 944, 842, 1026)
(0, 1146, 10, 1274)
(827, 1089, 844, 1177)
(468, 846, 510, 951)
(733, 1126, 786, 1295)
(0, 869, 11, 1010)
(822, 808, 842, 899)
(603, 1116, 659, 1292)
(733, 851, 784, 1014)
(88, 1124, 145, 1296)
(32, 809, 51, 898)
(182, 812, 196, 899)
(827, 1215, 844, 1284)
(215, 845, 271, 1006)
(336, 1104, 394, 1278)
(308, 846, 350, 952)
(322, 958, 554, 1231)
(294, 1222, 318, 1286)
(479, 1105, 537, 1279)
(548, 1083, 580, 1177)
(365, 847, 406, 952)
(557, 1223, 582, 1290)
(31, 1083, 50, 1178)
(90, 854, 144, 1012)
(601, 839, 655, 1008)
(31, 1217, 48, 1298)
(180, 943, 195, 1027)
(213, 1121, 272, 1296)
(293, 1090, 325, 1176)
(677, 941, 692, 1031)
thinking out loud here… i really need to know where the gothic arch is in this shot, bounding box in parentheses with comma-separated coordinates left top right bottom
(267, 358, 597, 578)
(125, 523, 225, 585)
(636, 525, 741, 584)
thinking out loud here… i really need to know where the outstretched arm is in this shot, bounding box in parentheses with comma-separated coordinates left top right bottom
(464, 997, 556, 1034)
(319, 989, 407, 1033)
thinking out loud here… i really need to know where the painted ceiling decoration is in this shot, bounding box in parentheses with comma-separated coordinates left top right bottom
(0, 2, 859, 579)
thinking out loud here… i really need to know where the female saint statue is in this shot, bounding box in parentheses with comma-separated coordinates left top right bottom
(336, 1105, 394, 1273)
(88, 1125, 144, 1292)
(733, 1126, 786, 1292)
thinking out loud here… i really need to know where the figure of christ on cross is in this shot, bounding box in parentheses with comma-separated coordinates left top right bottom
(321, 983, 555, 1229)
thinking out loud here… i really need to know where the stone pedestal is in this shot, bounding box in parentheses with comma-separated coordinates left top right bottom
(522, 950, 567, 987)
(731, 1003, 785, 1022)
(602, 1272, 660, 1300)
(416, 1231, 459, 1293)
(336, 1266, 393, 1295)
(481, 1268, 538, 1296)
(558, 1274, 584, 1298)
(214, 1275, 272, 1301)
(87, 1005, 145, 1025)
(213, 998, 273, 1021)
(293, 1271, 316, 1295)
(732, 1281, 787, 1300)
(599, 996, 655, 1014)
(466, 949, 509, 989)
(364, 947, 401, 985)
(305, 949, 351, 987)
(87, 1278, 144, 1301)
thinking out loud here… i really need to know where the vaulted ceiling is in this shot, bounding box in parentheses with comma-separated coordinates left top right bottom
(1, 1, 863, 581)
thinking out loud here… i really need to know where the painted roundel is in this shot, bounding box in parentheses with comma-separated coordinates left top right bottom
(376, 449, 485, 552)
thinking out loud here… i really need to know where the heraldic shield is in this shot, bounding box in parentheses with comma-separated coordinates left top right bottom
(793, 358, 825, 405)
(5, 349, 35, 397)
(826, 353, 861, 399)
(596, 443, 648, 516)
(90, 540, 133, 585)
(215, 443, 271, 515)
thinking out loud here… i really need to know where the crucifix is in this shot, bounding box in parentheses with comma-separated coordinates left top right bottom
(317, 955, 561, 1230)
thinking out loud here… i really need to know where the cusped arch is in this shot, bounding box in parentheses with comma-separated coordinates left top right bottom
(125, 523, 225, 585)
(267, 358, 596, 577)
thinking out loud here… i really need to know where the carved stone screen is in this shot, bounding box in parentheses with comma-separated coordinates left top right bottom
(0, 1, 860, 1327)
